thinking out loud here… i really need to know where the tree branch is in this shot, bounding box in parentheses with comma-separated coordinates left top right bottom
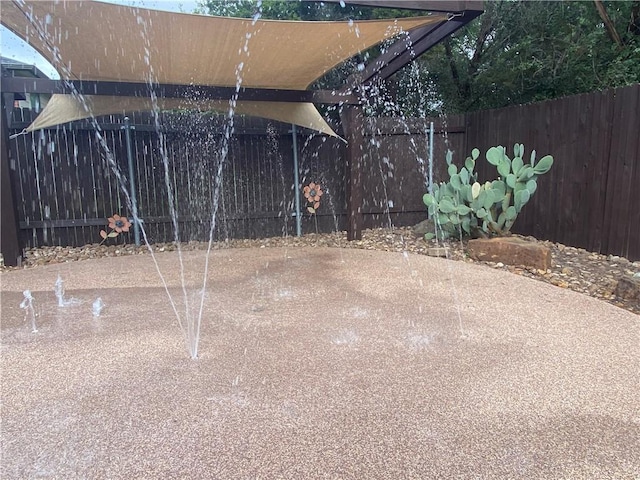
(593, 0, 624, 47)
(467, 9, 495, 75)
(444, 38, 462, 93)
(629, 1, 640, 36)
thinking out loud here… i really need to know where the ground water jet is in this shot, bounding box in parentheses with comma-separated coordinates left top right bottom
(19, 290, 37, 333)
(92, 298, 105, 318)
(6, 0, 471, 355)
(13, 1, 268, 359)
(351, 37, 469, 338)
(187, 7, 265, 360)
(53, 274, 79, 307)
(54, 275, 65, 307)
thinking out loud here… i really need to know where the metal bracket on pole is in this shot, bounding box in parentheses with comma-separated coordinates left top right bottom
(122, 117, 141, 246)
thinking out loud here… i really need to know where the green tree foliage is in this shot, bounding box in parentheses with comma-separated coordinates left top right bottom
(196, 1, 640, 114)
(198, 0, 317, 19)
(406, 0, 640, 114)
(198, 0, 399, 20)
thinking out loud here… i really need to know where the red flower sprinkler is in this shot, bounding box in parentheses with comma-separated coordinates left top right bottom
(99, 214, 132, 244)
(303, 182, 323, 234)
(303, 182, 323, 214)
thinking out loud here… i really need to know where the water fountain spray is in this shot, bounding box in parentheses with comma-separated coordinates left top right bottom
(20, 290, 38, 333)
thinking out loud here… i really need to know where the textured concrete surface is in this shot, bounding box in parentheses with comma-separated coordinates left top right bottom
(1, 247, 638, 479)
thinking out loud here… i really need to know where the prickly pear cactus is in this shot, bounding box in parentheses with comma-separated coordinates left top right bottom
(422, 148, 480, 239)
(482, 144, 553, 234)
(422, 143, 553, 239)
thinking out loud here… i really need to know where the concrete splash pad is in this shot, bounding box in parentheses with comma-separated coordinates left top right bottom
(1, 247, 638, 478)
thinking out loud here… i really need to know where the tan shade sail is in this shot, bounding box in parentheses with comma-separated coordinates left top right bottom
(1, 0, 446, 134)
(25, 94, 341, 138)
(1, 1, 445, 89)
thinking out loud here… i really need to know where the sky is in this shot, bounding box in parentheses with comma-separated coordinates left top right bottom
(0, 0, 201, 79)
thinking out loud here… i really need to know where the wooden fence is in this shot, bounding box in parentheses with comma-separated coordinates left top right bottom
(4, 84, 639, 260)
(6, 109, 455, 248)
(467, 84, 639, 261)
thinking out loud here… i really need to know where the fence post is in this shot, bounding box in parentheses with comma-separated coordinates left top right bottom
(0, 93, 22, 266)
(340, 105, 364, 241)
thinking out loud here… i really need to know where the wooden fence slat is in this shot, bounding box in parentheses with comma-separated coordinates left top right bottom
(604, 85, 640, 258)
(581, 90, 611, 253)
(628, 93, 640, 260)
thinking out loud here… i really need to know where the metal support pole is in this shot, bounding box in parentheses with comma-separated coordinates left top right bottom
(122, 117, 140, 246)
(292, 124, 302, 237)
(428, 121, 434, 196)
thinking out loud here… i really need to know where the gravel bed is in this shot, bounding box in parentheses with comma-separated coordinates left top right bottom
(3, 227, 638, 315)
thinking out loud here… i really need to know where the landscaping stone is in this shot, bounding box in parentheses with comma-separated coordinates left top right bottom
(614, 275, 640, 302)
(412, 218, 435, 237)
(467, 236, 552, 271)
(426, 247, 448, 257)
